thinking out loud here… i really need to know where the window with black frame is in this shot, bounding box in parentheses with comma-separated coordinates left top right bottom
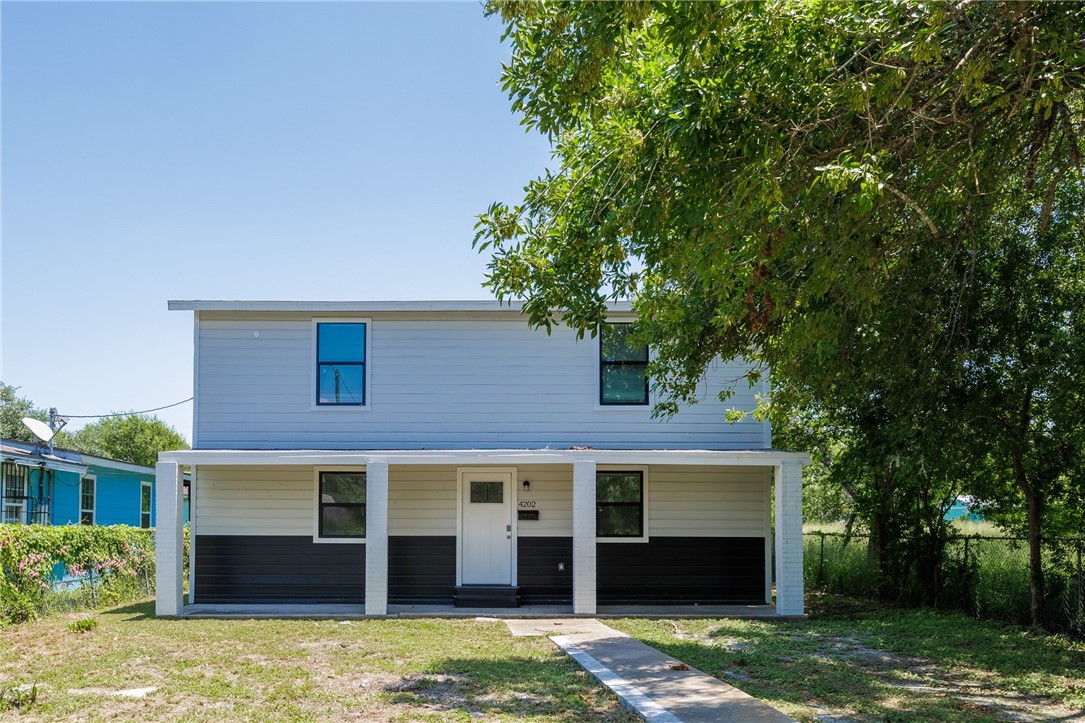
(316, 322, 366, 405)
(599, 323, 649, 405)
(596, 471, 643, 537)
(319, 471, 366, 538)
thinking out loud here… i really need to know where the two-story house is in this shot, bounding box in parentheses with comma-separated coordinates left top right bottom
(155, 301, 807, 617)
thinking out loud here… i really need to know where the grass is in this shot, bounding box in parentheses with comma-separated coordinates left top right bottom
(3, 595, 1083, 722)
(610, 594, 1085, 722)
(0, 600, 637, 722)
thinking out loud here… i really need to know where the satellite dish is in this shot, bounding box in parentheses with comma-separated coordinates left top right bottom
(22, 417, 55, 444)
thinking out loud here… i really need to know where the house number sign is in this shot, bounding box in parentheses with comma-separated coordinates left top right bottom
(518, 500, 537, 508)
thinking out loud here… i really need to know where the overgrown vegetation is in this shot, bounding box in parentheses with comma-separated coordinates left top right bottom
(805, 531, 1085, 634)
(0, 525, 189, 626)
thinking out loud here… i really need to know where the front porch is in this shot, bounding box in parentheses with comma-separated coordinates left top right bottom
(155, 448, 808, 619)
(175, 601, 788, 620)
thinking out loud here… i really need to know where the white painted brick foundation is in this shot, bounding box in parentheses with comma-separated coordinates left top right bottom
(572, 459, 597, 615)
(154, 461, 185, 616)
(365, 461, 390, 615)
(774, 461, 804, 615)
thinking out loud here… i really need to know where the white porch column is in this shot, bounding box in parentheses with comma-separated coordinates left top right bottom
(774, 460, 805, 616)
(365, 460, 389, 616)
(155, 461, 184, 617)
(572, 459, 597, 615)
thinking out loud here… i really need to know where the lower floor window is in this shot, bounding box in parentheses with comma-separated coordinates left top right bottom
(140, 481, 152, 528)
(319, 471, 367, 538)
(80, 476, 96, 525)
(596, 471, 644, 538)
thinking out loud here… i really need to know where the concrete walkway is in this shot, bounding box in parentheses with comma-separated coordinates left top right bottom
(507, 619, 795, 723)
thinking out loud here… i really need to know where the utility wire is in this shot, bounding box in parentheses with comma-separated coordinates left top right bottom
(62, 398, 193, 419)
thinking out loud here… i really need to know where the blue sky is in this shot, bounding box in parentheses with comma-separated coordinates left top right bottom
(1, 1, 553, 443)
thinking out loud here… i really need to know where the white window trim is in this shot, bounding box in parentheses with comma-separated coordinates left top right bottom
(313, 466, 367, 544)
(595, 321, 653, 412)
(140, 480, 153, 529)
(595, 465, 650, 543)
(311, 317, 372, 412)
(80, 475, 96, 526)
(2, 463, 29, 525)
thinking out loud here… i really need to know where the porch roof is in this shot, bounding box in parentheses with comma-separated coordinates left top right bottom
(159, 448, 810, 467)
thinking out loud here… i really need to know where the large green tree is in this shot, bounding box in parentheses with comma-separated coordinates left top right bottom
(64, 414, 189, 468)
(0, 383, 50, 443)
(477, 1, 1085, 626)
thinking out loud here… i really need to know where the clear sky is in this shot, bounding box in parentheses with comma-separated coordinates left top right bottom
(1, 1, 553, 443)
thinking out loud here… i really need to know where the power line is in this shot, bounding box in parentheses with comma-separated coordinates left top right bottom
(63, 397, 193, 419)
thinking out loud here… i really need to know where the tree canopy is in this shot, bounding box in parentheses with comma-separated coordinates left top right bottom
(1, 383, 50, 444)
(64, 414, 189, 468)
(477, 1, 1085, 628)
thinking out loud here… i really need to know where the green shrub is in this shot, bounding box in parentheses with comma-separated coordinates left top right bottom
(0, 524, 189, 626)
(68, 617, 98, 633)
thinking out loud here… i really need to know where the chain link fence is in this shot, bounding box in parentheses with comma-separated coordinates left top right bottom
(804, 532, 1085, 634)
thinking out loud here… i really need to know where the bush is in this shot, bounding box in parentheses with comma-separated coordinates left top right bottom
(0, 524, 189, 626)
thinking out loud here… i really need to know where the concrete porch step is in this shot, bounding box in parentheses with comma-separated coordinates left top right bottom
(453, 585, 520, 608)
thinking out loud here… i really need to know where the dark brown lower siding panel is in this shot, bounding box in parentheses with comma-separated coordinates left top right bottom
(518, 537, 573, 604)
(195, 535, 364, 604)
(388, 536, 456, 604)
(597, 536, 766, 604)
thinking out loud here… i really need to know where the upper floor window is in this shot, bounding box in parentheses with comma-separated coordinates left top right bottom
(316, 322, 366, 406)
(600, 323, 649, 405)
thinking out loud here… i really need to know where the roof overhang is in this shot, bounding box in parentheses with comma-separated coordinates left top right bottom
(166, 300, 635, 314)
(2, 454, 89, 475)
(160, 448, 810, 467)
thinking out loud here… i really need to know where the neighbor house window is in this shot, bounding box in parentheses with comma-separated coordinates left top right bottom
(316, 322, 367, 405)
(2, 462, 28, 524)
(596, 471, 644, 538)
(80, 476, 96, 526)
(140, 481, 152, 529)
(600, 323, 649, 405)
(319, 471, 366, 538)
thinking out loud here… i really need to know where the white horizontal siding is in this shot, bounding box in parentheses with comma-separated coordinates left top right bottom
(648, 466, 771, 537)
(515, 465, 573, 537)
(196, 466, 314, 536)
(194, 312, 769, 450)
(388, 466, 456, 536)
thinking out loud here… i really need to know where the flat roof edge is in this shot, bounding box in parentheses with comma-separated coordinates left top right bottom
(166, 300, 635, 313)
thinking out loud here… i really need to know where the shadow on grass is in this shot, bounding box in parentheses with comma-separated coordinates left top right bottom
(100, 599, 156, 620)
(617, 603, 1085, 722)
(375, 655, 637, 722)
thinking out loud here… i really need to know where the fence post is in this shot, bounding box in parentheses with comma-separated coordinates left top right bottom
(1077, 540, 1082, 632)
(818, 533, 826, 585)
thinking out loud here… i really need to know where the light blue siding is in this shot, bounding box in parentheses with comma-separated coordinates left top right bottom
(195, 311, 773, 451)
(50, 466, 154, 527)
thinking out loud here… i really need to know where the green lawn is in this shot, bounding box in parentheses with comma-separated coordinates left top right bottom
(3, 596, 1083, 722)
(610, 595, 1085, 722)
(0, 601, 637, 722)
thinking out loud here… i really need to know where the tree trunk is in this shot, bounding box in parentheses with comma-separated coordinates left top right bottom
(1014, 452, 1046, 628)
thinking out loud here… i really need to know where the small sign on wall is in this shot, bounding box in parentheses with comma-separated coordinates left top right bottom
(517, 510, 540, 521)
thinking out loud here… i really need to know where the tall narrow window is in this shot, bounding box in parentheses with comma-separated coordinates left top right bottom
(140, 481, 152, 529)
(318, 471, 366, 538)
(317, 323, 366, 405)
(2, 463, 28, 524)
(596, 471, 644, 538)
(600, 323, 649, 405)
(80, 476, 96, 525)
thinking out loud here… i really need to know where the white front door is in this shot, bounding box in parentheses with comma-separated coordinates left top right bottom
(460, 471, 513, 585)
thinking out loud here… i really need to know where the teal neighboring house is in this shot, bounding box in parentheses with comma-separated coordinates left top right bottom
(1, 438, 168, 528)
